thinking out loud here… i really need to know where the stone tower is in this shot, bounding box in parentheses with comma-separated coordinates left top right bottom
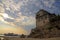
(36, 9, 60, 30)
(36, 9, 50, 29)
(28, 9, 60, 38)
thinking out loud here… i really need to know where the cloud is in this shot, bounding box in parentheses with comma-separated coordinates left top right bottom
(42, 0, 55, 8)
(0, 15, 4, 22)
(1, 13, 14, 19)
(0, 4, 9, 24)
(2, 0, 19, 12)
(1, 0, 31, 18)
(2, 0, 29, 13)
(4, 12, 36, 33)
(0, 15, 10, 25)
(12, 12, 35, 27)
(0, 4, 5, 13)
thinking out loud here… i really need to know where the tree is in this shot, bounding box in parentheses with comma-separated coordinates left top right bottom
(20, 34, 26, 38)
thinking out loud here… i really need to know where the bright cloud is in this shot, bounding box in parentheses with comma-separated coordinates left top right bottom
(2, 13, 14, 19)
(0, 15, 9, 25)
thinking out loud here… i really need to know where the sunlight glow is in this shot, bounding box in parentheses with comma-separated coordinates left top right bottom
(0, 13, 14, 19)
(2, 13, 9, 18)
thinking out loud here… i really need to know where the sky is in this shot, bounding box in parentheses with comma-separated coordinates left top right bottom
(0, 0, 60, 35)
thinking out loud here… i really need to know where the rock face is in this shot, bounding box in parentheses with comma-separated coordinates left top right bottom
(28, 9, 60, 38)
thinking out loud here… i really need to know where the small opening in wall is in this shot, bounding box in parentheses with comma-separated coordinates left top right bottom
(55, 26, 60, 30)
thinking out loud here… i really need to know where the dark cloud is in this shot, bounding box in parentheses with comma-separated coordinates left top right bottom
(13, 0, 22, 3)
(0, 0, 2, 3)
(4, 18, 15, 22)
